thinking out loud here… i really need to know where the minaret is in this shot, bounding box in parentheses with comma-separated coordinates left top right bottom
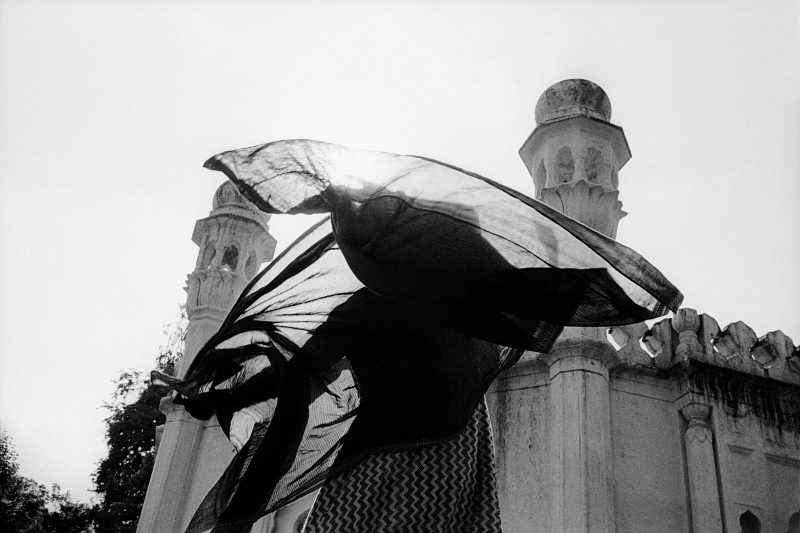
(491, 79, 631, 533)
(529, 79, 626, 533)
(182, 182, 277, 373)
(488, 79, 800, 533)
(138, 182, 276, 533)
(519, 78, 630, 238)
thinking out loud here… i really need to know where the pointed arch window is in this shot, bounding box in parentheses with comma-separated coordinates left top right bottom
(222, 244, 239, 272)
(201, 240, 217, 269)
(536, 159, 547, 191)
(585, 147, 602, 183)
(555, 147, 574, 183)
(739, 510, 761, 533)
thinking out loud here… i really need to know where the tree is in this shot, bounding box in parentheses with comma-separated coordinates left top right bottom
(0, 431, 46, 531)
(42, 485, 98, 533)
(0, 431, 96, 533)
(0, 306, 189, 532)
(93, 305, 187, 533)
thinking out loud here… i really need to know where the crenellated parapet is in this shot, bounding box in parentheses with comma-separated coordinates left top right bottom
(618, 309, 800, 386)
(607, 309, 800, 434)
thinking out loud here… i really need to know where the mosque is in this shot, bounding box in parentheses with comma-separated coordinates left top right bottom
(135, 80, 800, 533)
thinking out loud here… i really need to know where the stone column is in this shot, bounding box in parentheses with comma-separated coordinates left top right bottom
(680, 402, 724, 533)
(137, 397, 205, 533)
(138, 182, 276, 533)
(542, 330, 619, 533)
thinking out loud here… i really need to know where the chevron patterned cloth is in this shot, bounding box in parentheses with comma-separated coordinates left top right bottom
(303, 399, 501, 533)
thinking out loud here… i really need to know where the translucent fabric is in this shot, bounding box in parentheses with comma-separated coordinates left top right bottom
(154, 140, 682, 532)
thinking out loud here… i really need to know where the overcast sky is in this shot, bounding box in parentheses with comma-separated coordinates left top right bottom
(1, 0, 798, 503)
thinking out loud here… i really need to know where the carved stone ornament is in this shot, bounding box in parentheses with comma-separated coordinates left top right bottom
(685, 423, 711, 443)
(642, 318, 673, 367)
(212, 181, 249, 209)
(608, 323, 652, 366)
(711, 321, 758, 360)
(681, 402, 713, 443)
(790, 346, 800, 376)
(750, 330, 794, 369)
(539, 180, 627, 238)
(672, 308, 704, 362)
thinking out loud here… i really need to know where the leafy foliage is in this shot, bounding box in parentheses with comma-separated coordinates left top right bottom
(0, 306, 188, 532)
(0, 431, 96, 533)
(92, 305, 187, 533)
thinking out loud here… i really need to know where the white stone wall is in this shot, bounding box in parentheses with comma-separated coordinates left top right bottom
(487, 316, 800, 533)
(486, 357, 551, 533)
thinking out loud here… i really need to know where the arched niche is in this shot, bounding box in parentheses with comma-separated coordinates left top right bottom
(222, 243, 239, 272)
(200, 239, 216, 269)
(585, 146, 602, 183)
(555, 146, 574, 184)
(536, 159, 547, 192)
(740, 510, 761, 533)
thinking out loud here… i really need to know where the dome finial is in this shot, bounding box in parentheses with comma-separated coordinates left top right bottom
(535, 79, 612, 125)
(213, 181, 248, 209)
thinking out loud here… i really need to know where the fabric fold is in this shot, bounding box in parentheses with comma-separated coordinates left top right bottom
(156, 140, 682, 532)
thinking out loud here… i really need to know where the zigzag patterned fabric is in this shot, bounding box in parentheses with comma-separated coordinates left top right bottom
(303, 399, 501, 533)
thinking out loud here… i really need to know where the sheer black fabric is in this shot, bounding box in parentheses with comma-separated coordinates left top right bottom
(154, 140, 683, 532)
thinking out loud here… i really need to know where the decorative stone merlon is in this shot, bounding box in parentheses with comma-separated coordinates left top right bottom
(751, 331, 794, 369)
(711, 321, 758, 360)
(791, 345, 800, 375)
(672, 308, 704, 364)
(641, 319, 674, 363)
(602, 308, 800, 386)
(606, 322, 653, 367)
(633, 309, 800, 385)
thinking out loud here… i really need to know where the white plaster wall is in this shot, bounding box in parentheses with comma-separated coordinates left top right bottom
(181, 423, 235, 530)
(713, 410, 800, 533)
(486, 357, 551, 533)
(489, 353, 800, 533)
(609, 372, 689, 533)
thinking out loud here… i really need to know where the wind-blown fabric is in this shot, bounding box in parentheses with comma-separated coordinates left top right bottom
(154, 140, 682, 533)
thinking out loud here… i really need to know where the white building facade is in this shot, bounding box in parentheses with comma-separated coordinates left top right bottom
(138, 80, 800, 533)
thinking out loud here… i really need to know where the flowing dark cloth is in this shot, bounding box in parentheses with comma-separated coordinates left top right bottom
(153, 140, 682, 533)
